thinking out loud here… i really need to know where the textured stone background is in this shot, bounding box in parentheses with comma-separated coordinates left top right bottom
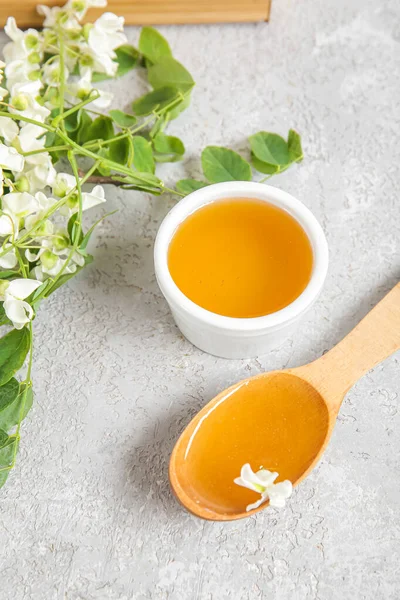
(1, 0, 400, 598)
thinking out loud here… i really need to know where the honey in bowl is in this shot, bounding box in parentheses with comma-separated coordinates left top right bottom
(168, 197, 313, 318)
(178, 373, 329, 515)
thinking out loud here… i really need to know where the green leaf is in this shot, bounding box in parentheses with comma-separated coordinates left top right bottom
(67, 213, 84, 245)
(0, 436, 17, 468)
(108, 137, 131, 166)
(0, 429, 8, 448)
(138, 27, 172, 64)
(168, 92, 191, 120)
(81, 116, 114, 144)
(0, 328, 30, 387)
(201, 146, 252, 183)
(76, 110, 92, 145)
(251, 155, 279, 175)
(288, 129, 303, 162)
(148, 57, 195, 93)
(132, 86, 179, 117)
(0, 385, 33, 432)
(0, 468, 9, 488)
(109, 110, 137, 129)
(149, 114, 169, 139)
(0, 378, 19, 413)
(117, 172, 162, 194)
(80, 211, 117, 251)
(64, 109, 81, 133)
(153, 132, 185, 162)
(0, 271, 16, 280)
(176, 179, 209, 195)
(96, 148, 111, 177)
(248, 132, 290, 167)
(115, 44, 139, 76)
(0, 304, 8, 327)
(132, 136, 155, 173)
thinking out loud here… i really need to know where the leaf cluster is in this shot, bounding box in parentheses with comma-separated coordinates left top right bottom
(176, 130, 303, 194)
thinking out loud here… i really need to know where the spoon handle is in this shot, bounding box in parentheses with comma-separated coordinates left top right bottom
(306, 283, 400, 407)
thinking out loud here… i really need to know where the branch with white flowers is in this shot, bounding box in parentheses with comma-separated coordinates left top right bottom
(0, 0, 194, 489)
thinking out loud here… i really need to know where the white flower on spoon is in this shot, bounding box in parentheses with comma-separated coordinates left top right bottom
(234, 463, 293, 511)
(0, 278, 41, 329)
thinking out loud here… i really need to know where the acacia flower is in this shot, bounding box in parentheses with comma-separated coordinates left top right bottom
(0, 278, 42, 329)
(234, 463, 293, 511)
(0, 144, 24, 172)
(66, 70, 113, 109)
(0, 116, 19, 143)
(88, 12, 127, 56)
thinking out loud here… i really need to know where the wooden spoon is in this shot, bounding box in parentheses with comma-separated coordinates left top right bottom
(169, 283, 400, 521)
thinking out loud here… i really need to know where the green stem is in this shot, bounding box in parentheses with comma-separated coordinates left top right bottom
(0, 111, 55, 132)
(58, 33, 66, 130)
(21, 145, 70, 157)
(83, 115, 155, 150)
(55, 128, 163, 188)
(52, 91, 100, 128)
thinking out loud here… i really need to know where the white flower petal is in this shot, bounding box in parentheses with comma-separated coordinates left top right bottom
(7, 278, 41, 300)
(31, 265, 45, 281)
(0, 211, 18, 237)
(0, 116, 19, 143)
(52, 172, 76, 197)
(267, 480, 293, 508)
(4, 17, 24, 42)
(2, 191, 39, 218)
(3, 297, 32, 328)
(246, 493, 269, 512)
(0, 245, 17, 268)
(25, 249, 39, 263)
(82, 184, 106, 211)
(256, 470, 279, 487)
(92, 90, 114, 109)
(0, 144, 24, 172)
(72, 251, 85, 267)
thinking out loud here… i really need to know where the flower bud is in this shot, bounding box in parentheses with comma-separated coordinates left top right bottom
(0, 280, 10, 299)
(36, 220, 54, 237)
(14, 176, 30, 193)
(82, 23, 93, 41)
(25, 34, 39, 50)
(80, 54, 94, 68)
(67, 193, 79, 209)
(43, 31, 57, 47)
(11, 93, 29, 111)
(28, 52, 41, 65)
(28, 70, 41, 81)
(53, 234, 69, 252)
(40, 249, 58, 269)
(72, 0, 86, 12)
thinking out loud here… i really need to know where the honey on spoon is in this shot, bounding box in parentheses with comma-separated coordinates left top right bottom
(169, 284, 400, 520)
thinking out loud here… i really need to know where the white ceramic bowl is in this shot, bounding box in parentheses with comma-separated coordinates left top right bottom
(154, 182, 329, 359)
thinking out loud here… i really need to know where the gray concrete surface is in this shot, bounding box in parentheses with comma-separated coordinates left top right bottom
(1, 0, 400, 598)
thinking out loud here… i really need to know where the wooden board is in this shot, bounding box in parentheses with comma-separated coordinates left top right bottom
(0, 0, 271, 28)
